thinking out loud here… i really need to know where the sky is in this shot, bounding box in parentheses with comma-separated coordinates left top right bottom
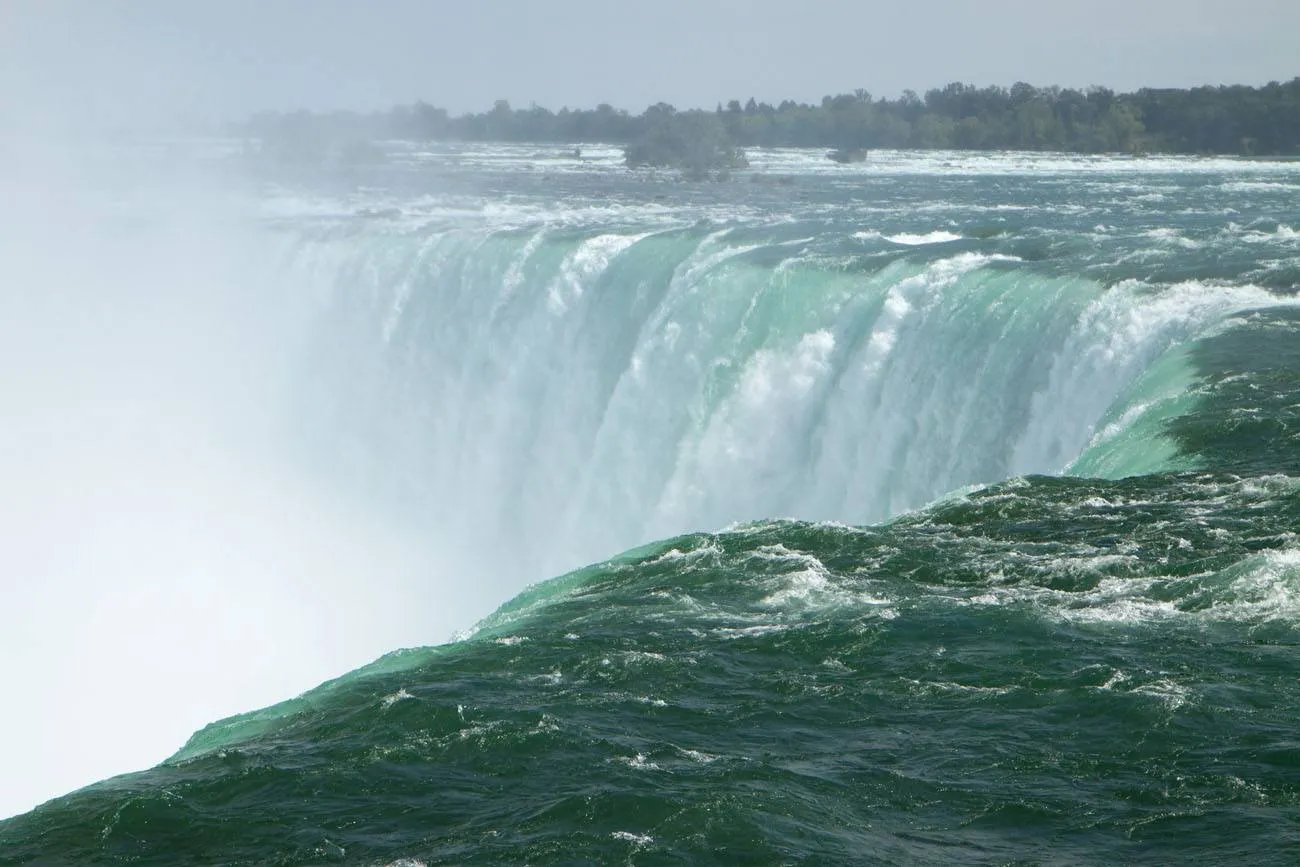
(2, 0, 1298, 131)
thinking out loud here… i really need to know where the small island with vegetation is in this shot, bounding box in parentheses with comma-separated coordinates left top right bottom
(238, 78, 1300, 176)
(622, 104, 749, 179)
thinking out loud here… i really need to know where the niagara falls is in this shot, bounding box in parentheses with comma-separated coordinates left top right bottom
(2, 1, 1299, 864)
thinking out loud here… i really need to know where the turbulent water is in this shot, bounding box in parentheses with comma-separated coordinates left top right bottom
(3, 145, 1300, 864)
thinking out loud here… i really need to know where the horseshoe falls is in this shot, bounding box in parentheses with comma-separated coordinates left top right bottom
(276, 151, 1296, 587)
(3, 146, 1300, 864)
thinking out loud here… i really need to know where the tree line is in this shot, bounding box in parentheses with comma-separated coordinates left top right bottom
(239, 78, 1300, 171)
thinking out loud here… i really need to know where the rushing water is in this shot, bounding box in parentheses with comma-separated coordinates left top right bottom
(3, 145, 1299, 863)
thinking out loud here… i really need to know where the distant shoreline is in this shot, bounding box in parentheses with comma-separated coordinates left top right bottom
(237, 79, 1300, 170)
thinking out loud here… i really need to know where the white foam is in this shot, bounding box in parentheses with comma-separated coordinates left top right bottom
(1203, 548, 1300, 623)
(613, 753, 660, 771)
(1228, 223, 1300, 245)
(1131, 678, 1192, 710)
(646, 541, 723, 566)
(676, 747, 718, 763)
(617, 650, 669, 664)
(886, 230, 962, 245)
(959, 544, 1300, 630)
(1142, 227, 1200, 249)
(547, 232, 647, 315)
(712, 624, 791, 639)
(380, 688, 414, 709)
(1221, 181, 1300, 193)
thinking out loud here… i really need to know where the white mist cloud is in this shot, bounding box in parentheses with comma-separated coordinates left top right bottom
(0, 147, 460, 819)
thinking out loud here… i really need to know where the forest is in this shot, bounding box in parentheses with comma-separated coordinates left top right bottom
(239, 78, 1300, 172)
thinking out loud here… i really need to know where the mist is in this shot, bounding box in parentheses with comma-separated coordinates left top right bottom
(0, 143, 473, 818)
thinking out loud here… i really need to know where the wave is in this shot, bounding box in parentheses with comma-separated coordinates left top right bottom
(884, 230, 962, 245)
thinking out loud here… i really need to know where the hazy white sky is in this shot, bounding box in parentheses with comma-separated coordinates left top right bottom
(2, 0, 1297, 130)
